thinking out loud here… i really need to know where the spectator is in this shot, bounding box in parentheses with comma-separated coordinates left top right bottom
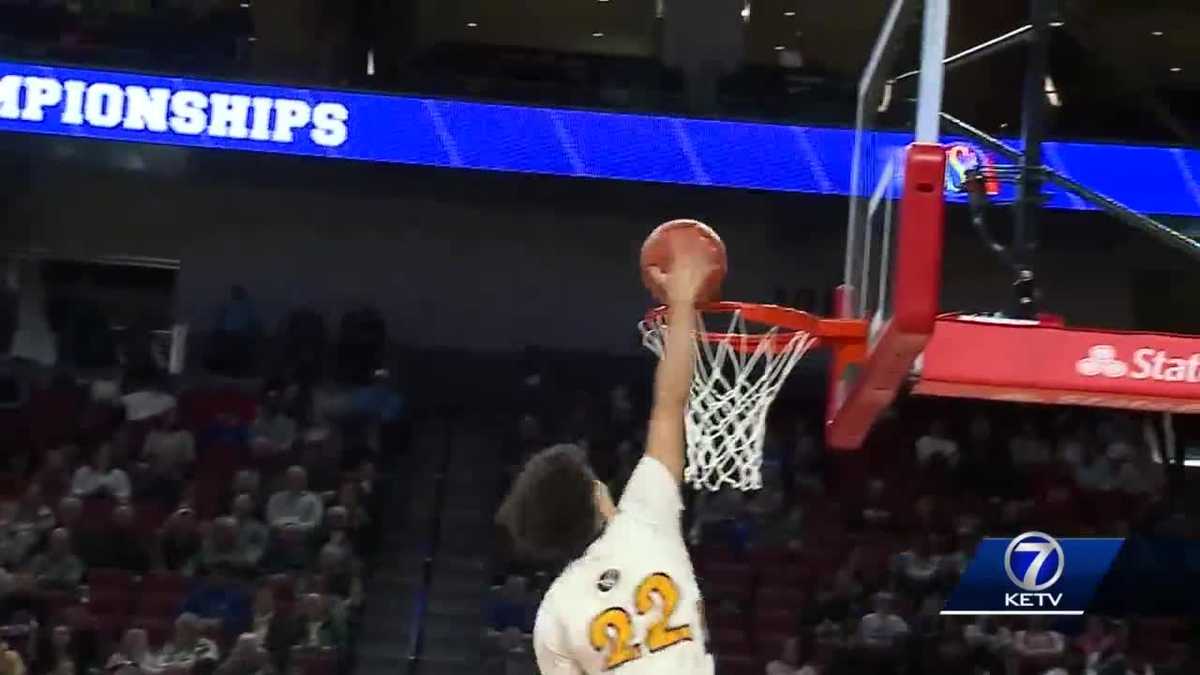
(308, 544, 362, 612)
(105, 629, 159, 675)
(294, 593, 346, 651)
(70, 444, 130, 501)
(158, 506, 203, 573)
(857, 479, 892, 529)
(1113, 445, 1164, 496)
(213, 634, 271, 675)
(52, 496, 85, 554)
(250, 586, 297, 672)
(894, 535, 940, 591)
(1013, 616, 1065, 669)
(250, 392, 297, 459)
(487, 575, 532, 634)
(765, 637, 803, 675)
(1009, 420, 1053, 468)
(82, 503, 150, 572)
(158, 613, 220, 670)
(963, 616, 1011, 673)
(265, 467, 322, 534)
(199, 516, 251, 576)
(858, 592, 909, 650)
(915, 419, 959, 467)
(182, 570, 253, 639)
(0, 487, 54, 568)
(31, 448, 72, 502)
(0, 639, 24, 675)
(1057, 427, 1086, 468)
(25, 528, 83, 591)
(43, 625, 76, 675)
(210, 285, 260, 377)
(797, 633, 836, 675)
(230, 495, 269, 571)
(261, 525, 311, 575)
(141, 407, 196, 505)
(1075, 445, 1115, 492)
(1075, 616, 1115, 668)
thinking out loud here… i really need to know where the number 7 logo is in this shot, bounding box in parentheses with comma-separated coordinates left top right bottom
(1004, 532, 1065, 592)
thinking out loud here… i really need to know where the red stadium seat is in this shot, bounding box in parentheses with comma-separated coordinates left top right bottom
(80, 498, 116, 532)
(748, 546, 795, 569)
(130, 616, 172, 646)
(87, 588, 134, 618)
(136, 593, 183, 619)
(753, 586, 806, 613)
(88, 569, 136, 591)
(291, 648, 339, 675)
(142, 571, 189, 596)
(708, 627, 750, 654)
(751, 608, 795, 635)
(755, 630, 793, 662)
(714, 653, 758, 675)
(133, 502, 170, 536)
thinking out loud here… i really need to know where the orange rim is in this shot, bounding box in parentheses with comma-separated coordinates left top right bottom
(643, 301, 868, 353)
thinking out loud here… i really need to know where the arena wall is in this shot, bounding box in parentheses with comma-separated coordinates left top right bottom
(3, 158, 1195, 353)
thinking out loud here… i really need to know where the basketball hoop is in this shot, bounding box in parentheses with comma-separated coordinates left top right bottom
(639, 302, 866, 491)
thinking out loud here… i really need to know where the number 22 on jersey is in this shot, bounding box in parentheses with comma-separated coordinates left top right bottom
(588, 573, 694, 670)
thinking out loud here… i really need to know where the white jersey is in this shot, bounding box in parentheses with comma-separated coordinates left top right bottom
(533, 456, 713, 675)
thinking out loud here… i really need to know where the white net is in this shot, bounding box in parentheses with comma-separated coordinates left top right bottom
(639, 308, 817, 491)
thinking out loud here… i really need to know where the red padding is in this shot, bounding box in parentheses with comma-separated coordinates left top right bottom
(914, 315, 1200, 413)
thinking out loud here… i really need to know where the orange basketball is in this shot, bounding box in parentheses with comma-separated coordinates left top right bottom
(640, 219, 727, 304)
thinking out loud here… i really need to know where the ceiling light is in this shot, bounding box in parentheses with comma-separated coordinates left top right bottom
(598, 0, 610, 2)
(592, 31, 605, 38)
(1049, 20, 1064, 27)
(784, 10, 796, 17)
(1151, 30, 1164, 36)
(466, 21, 478, 28)
(740, 4, 750, 21)
(999, 122, 1009, 129)
(774, 45, 786, 51)
(1170, 66, 1182, 73)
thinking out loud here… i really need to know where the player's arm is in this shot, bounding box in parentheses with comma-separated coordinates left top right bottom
(643, 236, 713, 483)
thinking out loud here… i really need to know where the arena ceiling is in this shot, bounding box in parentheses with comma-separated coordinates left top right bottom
(416, 0, 1199, 143)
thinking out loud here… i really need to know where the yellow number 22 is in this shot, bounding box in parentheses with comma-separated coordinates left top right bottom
(588, 573, 694, 670)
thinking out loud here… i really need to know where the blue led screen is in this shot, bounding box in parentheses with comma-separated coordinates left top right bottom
(1, 60, 1198, 216)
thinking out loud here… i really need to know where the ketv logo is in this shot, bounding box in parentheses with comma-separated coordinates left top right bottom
(1077, 345, 1200, 383)
(942, 532, 1122, 616)
(1003, 532, 1064, 610)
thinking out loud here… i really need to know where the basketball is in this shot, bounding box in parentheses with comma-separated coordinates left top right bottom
(639, 219, 728, 304)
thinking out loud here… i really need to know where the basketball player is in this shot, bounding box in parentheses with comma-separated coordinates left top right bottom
(496, 233, 714, 674)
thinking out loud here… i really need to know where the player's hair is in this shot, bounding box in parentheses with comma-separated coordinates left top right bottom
(496, 443, 600, 563)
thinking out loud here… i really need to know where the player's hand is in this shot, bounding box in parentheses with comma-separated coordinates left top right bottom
(646, 235, 716, 306)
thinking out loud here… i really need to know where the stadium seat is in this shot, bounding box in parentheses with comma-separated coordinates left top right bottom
(87, 587, 134, 618)
(130, 616, 172, 645)
(136, 592, 184, 619)
(714, 653, 758, 675)
(142, 571, 189, 595)
(291, 647, 339, 675)
(88, 568, 136, 591)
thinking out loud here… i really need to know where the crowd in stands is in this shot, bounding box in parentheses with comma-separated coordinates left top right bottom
(485, 362, 1199, 675)
(0, 285, 404, 675)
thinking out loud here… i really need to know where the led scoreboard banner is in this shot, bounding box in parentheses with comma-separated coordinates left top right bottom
(1, 59, 1199, 217)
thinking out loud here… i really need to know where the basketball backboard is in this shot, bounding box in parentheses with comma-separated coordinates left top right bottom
(825, 0, 950, 449)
